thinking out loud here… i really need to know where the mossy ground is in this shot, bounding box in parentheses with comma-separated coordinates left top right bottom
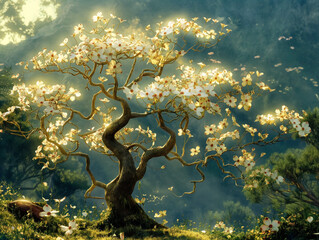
(1, 183, 319, 240)
(0, 196, 211, 240)
(0, 204, 210, 240)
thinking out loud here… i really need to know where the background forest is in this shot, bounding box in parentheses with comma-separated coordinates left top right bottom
(0, 0, 319, 239)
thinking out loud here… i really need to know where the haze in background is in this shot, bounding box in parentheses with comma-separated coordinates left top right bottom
(0, 0, 318, 225)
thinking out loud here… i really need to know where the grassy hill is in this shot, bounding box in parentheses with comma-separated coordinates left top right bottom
(1, 182, 318, 240)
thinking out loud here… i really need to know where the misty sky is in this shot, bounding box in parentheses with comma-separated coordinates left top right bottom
(1, 0, 319, 225)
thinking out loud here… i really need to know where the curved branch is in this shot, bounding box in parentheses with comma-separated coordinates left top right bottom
(130, 111, 154, 119)
(178, 163, 205, 197)
(126, 143, 148, 152)
(71, 152, 107, 199)
(124, 58, 137, 86)
(164, 151, 207, 196)
(136, 111, 176, 180)
(61, 90, 102, 121)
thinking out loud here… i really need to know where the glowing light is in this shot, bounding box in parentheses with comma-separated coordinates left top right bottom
(20, 0, 59, 26)
(0, 0, 60, 45)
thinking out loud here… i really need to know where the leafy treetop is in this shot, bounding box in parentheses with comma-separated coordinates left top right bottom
(0, 12, 311, 199)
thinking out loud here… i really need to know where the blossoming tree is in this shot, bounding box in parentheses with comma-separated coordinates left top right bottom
(0, 12, 311, 228)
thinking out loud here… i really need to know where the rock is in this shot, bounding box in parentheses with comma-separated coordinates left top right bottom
(8, 199, 44, 221)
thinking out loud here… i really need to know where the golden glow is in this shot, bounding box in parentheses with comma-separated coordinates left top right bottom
(0, 0, 60, 45)
(20, 0, 59, 26)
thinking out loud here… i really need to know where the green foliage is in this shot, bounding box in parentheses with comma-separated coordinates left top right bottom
(45, 157, 90, 199)
(0, 133, 43, 187)
(2, 181, 319, 240)
(0, 68, 89, 209)
(304, 107, 319, 149)
(204, 201, 256, 231)
(245, 145, 319, 214)
(0, 67, 13, 104)
(0, 181, 210, 239)
(244, 107, 319, 215)
(0, 76, 37, 197)
(0, 67, 45, 191)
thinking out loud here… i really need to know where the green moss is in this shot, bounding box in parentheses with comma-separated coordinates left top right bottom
(1, 182, 319, 240)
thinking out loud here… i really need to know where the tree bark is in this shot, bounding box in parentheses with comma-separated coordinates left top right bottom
(100, 178, 162, 229)
(99, 97, 163, 229)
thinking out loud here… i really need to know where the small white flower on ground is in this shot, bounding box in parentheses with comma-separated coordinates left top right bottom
(224, 226, 234, 234)
(60, 220, 78, 235)
(54, 196, 66, 203)
(307, 216, 314, 223)
(260, 217, 280, 232)
(39, 204, 59, 217)
(82, 211, 88, 217)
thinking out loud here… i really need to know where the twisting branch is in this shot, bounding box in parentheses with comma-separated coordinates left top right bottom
(126, 143, 148, 152)
(136, 111, 176, 180)
(165, 151, 206, 196)
(130, 111, 154, 119)
(62, 90, 102, 121)
(180, 163, 205, 197)
(213, 155, 241, 185)
(124, 58, 137, 86)
(127, 68, 158, 88)
(71, 152, 106, 199)
(99, 86, 139, 193)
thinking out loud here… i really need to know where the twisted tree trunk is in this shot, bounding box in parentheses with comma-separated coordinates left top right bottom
(102, 177, 161, 229)
(99, 97, 163, 229)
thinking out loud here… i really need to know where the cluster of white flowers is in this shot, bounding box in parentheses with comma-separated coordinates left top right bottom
(0, 106, 21, 122)
(213, 221, 234, 234)
(39, 200, 80, 236)
(290, 118, 311, 137)
(256, 105, 311, 137)
(245, 167, 284, 189)
(0, 12, 312, 210)
(123, 66, 261, 117)
(25, 13, 231, 77)
(10, 81, 80, 116)
(233, 149, 255, 171)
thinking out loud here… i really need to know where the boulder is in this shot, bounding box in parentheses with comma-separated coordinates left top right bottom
(8, 199, 43, 221)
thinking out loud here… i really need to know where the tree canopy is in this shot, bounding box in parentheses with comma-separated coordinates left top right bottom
(0, 12, 311, 228)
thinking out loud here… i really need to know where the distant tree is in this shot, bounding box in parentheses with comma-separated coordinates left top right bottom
(205, 201, 256, 230)
(0, 12, 310, 228)
(0, 67, 89, 199)
(0, 67, 14, 104)
(49, 157, 90, 200)
(304, 107, 319, 149)
(0, 67, 45, 190)
(244, 108, 319, 214)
